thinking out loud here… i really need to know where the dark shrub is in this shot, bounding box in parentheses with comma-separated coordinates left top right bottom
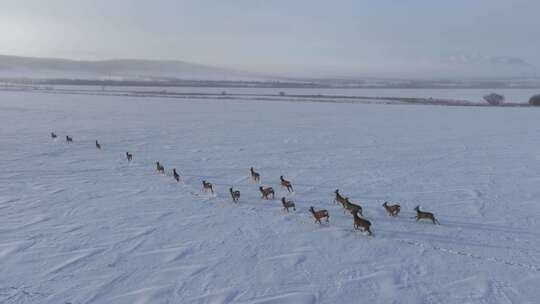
(529, 94, 540, 106)
(483, 93, 504, 105)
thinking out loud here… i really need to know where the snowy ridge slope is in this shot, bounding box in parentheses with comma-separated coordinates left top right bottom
(1, 91, 540, 303)
(0, 54, 251, 80)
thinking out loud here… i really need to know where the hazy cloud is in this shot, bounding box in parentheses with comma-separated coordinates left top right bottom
(0, 0, 538, 78)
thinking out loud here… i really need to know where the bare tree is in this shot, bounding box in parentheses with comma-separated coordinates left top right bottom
(483, 93, 504, 105)
(529, 94, 540, 106)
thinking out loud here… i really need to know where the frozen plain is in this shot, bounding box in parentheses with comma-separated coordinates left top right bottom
(1, 91, 540, 304)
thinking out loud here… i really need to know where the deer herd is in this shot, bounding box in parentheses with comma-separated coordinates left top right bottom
(157, 163, 441, 236)
(51, 132, 441, 237)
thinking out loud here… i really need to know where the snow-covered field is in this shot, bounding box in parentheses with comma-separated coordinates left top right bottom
(1, 91, 540, 303)
(5, 85, 540, 104)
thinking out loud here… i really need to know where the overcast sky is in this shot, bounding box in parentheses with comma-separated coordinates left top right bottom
(1, 0, 539, 78)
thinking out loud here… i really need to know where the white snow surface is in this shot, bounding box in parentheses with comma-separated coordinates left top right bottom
(1, 91, 540, 303)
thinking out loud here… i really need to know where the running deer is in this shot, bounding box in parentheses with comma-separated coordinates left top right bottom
(66, 136, 73, 143)
(250, 167, 260, 182)
(382, 202, 401, 217)
(95, 140, 101, 149)
(229, 188, 240, 202)
(414, 206, 440, 225)
(202, 180, 214, 193)
(279, 176, 294, 192)
(281, 197, 296, 212)
(309, 206, 329, 224)
(126, 152, 133, 162)
(51, 132, 57, 139)
(334, 189, 347, 207)
(352, 212, 372, 235)
(259, 186, 275, 199)
(343, 198, 363, 216)
(173, 168, 181, 182)
(156, 162, 165, 174)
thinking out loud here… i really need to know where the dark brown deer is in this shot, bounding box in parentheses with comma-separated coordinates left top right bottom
(173, 169, 181, 182)
(202, 180, 214, 193)
(95, 140, 101, 150)
(279, 176, 294, 192)
(250, 167, 260, 182)
(382, 202, 401, 217)
(281, 197, 296, 212)
(229, 188, 240, 202)
(334, 189, 346, 207)
(352, 212, 372, 235)
(126, 152, 133, 162)
(259, 186, 275, 199)
(309, 206, 329, 224)
(66, 136, 73, 143)
(156, 162, 165, 174)
(343, 198, 363, 216)
(414, 206, 439, 225)
(51, 132, 57, 139)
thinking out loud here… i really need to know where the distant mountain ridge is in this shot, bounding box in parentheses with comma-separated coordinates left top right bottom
(1, 54, 539, 87)
(0, 54, 255, 80)
(437, 54, 538, 79)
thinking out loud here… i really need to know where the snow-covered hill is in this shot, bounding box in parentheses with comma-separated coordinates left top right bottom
(1, 91, 540, 303)
(0, 55, 250, 80)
